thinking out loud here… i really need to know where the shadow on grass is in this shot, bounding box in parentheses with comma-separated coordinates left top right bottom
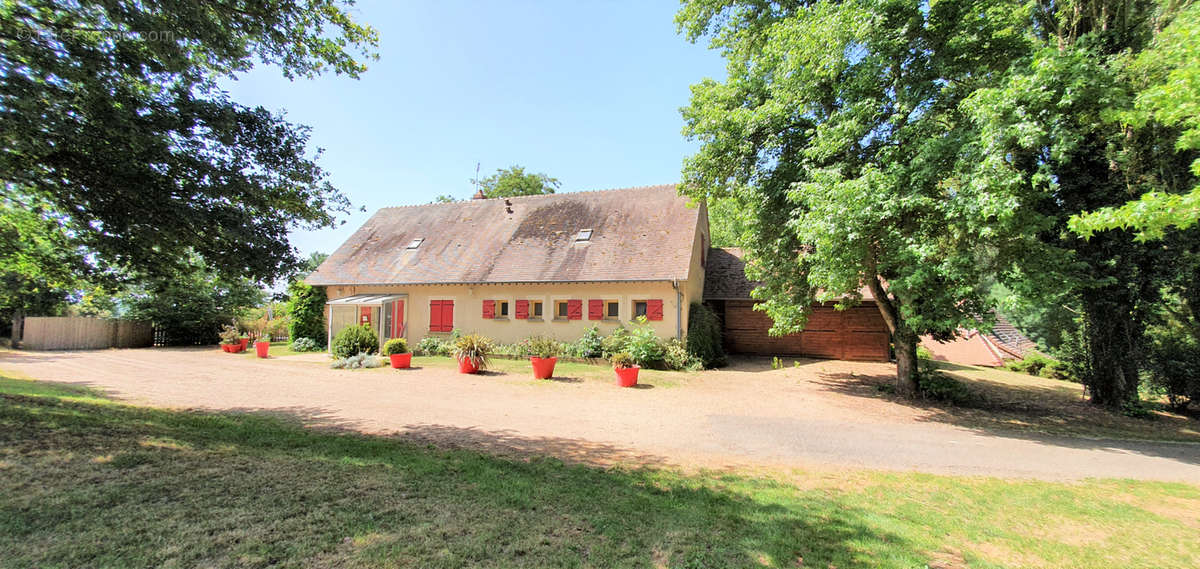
(0, 379, 927, 569)
(808, 369, 1200, 466)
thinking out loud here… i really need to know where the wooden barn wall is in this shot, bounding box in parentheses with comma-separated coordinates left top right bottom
(721, 301, 891, 362)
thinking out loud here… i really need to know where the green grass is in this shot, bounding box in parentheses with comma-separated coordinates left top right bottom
(234, 341, 313, 359)
(410, 355, 694, 387)
(1, 375, 1198, 568)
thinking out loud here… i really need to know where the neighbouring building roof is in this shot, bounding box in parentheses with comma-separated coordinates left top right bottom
(920, 314, 1039, 367)
(986, 315, 1039, 359)
(306, 185, 701, 286)
(702, 247, 876, 302)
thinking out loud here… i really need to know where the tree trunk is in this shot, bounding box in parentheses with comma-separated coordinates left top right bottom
(866, 274, 919, 397)
(1082, 293, 1141, 409)
(893, 329, 919, 397)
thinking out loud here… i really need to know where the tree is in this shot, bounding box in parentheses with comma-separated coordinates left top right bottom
(0, 1, 378, 284)
(677, 0, 1036, 395)
(963, 1, 1198, 409)
(0, 197, 90, 333)
(1068, 3, 1200, 240)
(475, 165, 560, 198)
(286, 280, 327, 347)
(123, 258, 264, 345)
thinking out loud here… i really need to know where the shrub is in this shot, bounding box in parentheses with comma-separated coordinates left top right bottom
(625, 317, 666, 367)
(218, 323, 241, 345)
(1145, 333, 1200, 411)
(1039, 358, 1074, 381)
(416, 335, 451, 356)
(382, 338, 409, 356)
(453, 334, 493, 370)
(286, 281, 326, 348)
(610, 352, 635, 369)
(290, 337, 320, 352)
(917, 371, 971, 404)
(1005, 353, 1055, 376)
(526, 336, 560, 359)
(331, 324, 379, 359)
(663, 338, 702, 371)
(601, 325, 630, 358)
(916, 345, 934, 360)
(575, 324, 604, 358)
(686, 303, 726, 368)
(330, 352, 383, 369)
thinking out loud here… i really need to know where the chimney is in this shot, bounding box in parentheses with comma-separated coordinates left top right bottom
(472, 189, 486, 200)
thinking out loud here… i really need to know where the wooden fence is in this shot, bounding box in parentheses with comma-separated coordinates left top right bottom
(17, 317, 154, 351)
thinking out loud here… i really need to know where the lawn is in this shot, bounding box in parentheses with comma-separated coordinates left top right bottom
(1, 375, 1197, 569)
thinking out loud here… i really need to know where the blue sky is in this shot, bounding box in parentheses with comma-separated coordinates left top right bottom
(221, 0, 726, 258)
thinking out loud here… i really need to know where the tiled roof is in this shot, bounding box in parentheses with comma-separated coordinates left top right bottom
(987, 315, 1038, 358)
(702, 247, 876, 301)
(306, 185, 701, 286)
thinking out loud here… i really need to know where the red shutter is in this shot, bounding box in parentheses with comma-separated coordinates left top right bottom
(442, 301, 454, 331)
(647, 299, 664, 321)
(515, 300, 529, 320)
(567, 299, 582, 320)
(482, 299, 495, 319)
(588, 299, 603, 320)
(429, 300, 443, 331)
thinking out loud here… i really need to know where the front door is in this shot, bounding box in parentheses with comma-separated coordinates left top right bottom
(359, 306, 372, 327)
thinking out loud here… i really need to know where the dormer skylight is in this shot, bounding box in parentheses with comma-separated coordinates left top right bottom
(575, 229, 593, 242)
(406, 238, 424, 250)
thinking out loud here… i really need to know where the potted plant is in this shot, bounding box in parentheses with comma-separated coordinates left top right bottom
(238, 335, 250, 352)
(452, 333, 493, 374)
(611, 352, 639, 387)
(219, 325, 241, 353)
(383, 338, 411, 369)
(527, 336, 560, 379)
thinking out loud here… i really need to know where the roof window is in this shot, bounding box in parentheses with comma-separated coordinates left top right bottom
(575, 229, 593, 242)
(407, 238, 424, 250)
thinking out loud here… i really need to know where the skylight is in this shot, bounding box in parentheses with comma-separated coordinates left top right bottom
(575, 229, 593, 242)
(406, 238, 424, 250)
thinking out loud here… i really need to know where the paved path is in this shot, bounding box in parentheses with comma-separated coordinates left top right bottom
(3, 348, 1198, 481)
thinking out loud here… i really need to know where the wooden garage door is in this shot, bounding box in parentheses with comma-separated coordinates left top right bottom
(722, 301, 890, 362)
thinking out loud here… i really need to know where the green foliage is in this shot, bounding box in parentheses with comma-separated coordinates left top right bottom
(218, 324, 241, 345)
(1069, 4, 1200, 240)
(917, 372, 972, 405)
(686, 303, 726, 368)
(0, 198, 90, 329)
(382, 338, 409, 356)
(916, 346, 934, 361)
(663, 339, 703, 372)
(124, 258, 264, 345)
(526, 336, 560, 359)
(609, 352, 635, 369)
(286, 281, 327, 348)
(331, 325, 379, 359)
(416, 335, 452, 357)
(330, 353, 383, 370)
(290, 338, 320, 352)
(475, 165, 560, 199)
(1145, 321, 1200, 411)
(453, 334, 494, 370)
(601, 324, 631, 358)
(575, 325, 604, 358)
(1005, 353, 1056, 377)
(624, 317, 666, 367)
(1, 1, 377, 283)
(677, 0, 1035, 395)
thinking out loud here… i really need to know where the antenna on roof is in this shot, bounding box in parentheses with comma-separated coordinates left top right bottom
(471, 162, 487, 199)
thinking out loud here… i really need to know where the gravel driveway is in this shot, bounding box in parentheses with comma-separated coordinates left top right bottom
(3, 347, 1198, 482)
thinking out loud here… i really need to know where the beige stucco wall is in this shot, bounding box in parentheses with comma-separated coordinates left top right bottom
(325, 280, 696, 347)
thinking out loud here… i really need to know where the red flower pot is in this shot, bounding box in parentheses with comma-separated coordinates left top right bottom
(389, 353, 412, 369)
(221, 344, 231, 353)
(255, 341, 270, 358)
(530, 356, 557, 379)
(614, 365, 640, 387)
(457, 357, 479, 374)
(239, 338, 249, 351)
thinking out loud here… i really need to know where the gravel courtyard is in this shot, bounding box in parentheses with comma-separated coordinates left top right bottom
(3, 347, 1198, 481)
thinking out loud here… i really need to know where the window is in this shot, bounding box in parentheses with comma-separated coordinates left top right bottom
(407, 237, 424, 250)
(555, 300, 570, 320)
(606, 301, 620, 319)
(532, 301, 543, 319)
(497, 300, 509, 318)
(633, 301, 648, 318)
(575, 228, 593, 242)
(429, 300, 454, 332)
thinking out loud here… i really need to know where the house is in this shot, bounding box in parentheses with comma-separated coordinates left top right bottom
(919, 315, 1038, 367)
(307, 185, 709, 347)
(307, 184, 893, 362)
